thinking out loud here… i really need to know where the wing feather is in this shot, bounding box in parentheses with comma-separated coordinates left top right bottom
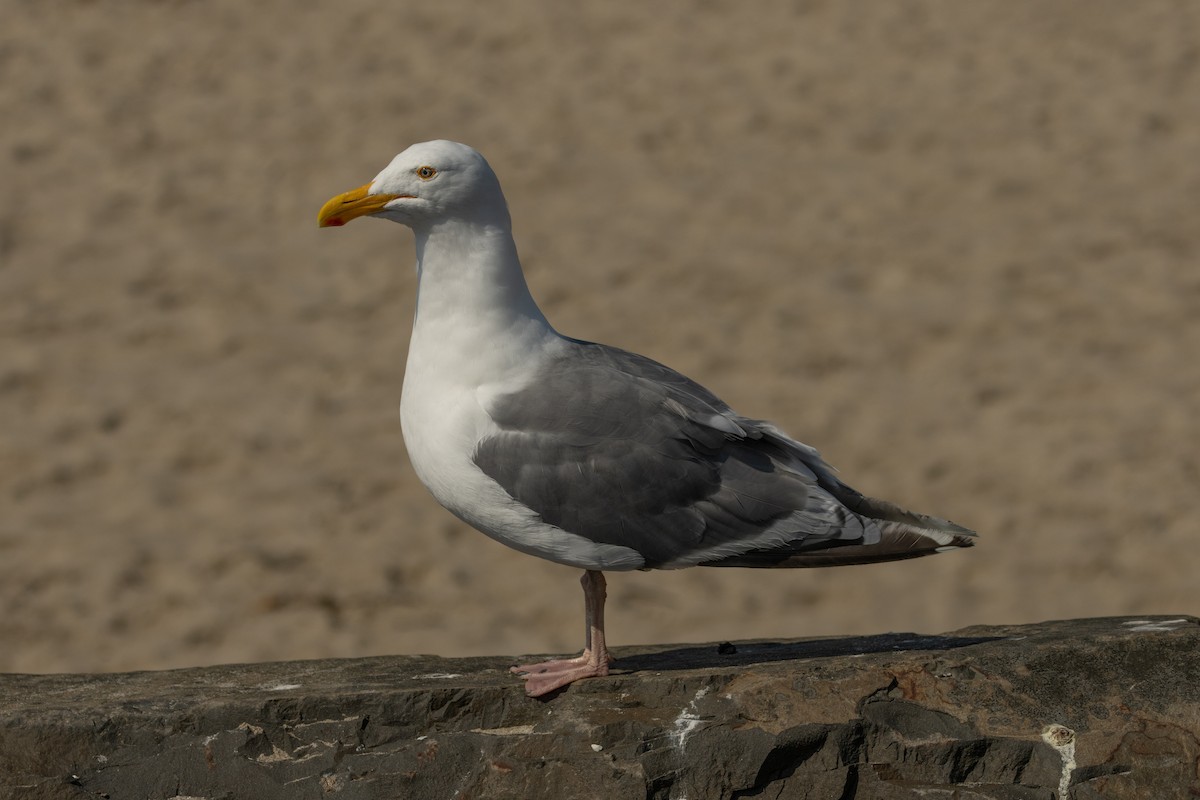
(473, 340, 901, 568)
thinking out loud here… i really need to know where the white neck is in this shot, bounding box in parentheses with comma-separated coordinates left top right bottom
(406, 218, 558, 388)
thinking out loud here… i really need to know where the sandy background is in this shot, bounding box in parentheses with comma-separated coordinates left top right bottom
(2, 1, 1197, 675)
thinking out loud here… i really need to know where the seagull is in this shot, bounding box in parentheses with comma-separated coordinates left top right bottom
(318, 140, 976, 697)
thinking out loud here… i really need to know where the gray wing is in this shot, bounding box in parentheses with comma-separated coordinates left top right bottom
(473, 340, 972, 570)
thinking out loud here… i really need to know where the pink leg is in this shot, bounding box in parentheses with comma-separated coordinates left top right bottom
(510, 570, 613, 697)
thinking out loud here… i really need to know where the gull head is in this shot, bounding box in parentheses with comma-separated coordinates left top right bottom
(318, 140, 509, 231)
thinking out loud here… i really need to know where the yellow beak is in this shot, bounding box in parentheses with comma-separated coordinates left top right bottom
(317, 183, 410, 227)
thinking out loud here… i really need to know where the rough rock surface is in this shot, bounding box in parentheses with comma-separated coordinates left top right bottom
(2, 616, 1197, 799)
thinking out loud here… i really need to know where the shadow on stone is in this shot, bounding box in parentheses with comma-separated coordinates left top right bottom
(615, 631, 1002, 674)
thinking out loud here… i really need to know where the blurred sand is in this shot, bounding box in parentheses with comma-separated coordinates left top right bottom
(1, 1, 1197, 674)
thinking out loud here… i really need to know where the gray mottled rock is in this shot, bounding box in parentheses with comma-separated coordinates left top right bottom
(1, 616, 1197, 799)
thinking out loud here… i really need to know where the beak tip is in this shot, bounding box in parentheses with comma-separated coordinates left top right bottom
(318, 183, 395, 229)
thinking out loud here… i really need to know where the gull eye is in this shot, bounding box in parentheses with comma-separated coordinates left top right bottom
(416, 166, 437, 180)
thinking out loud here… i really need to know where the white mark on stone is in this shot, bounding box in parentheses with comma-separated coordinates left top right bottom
(591, 743, 603, 752)
(257, 744, 292, 763)
(413, 672, 463, 680)
(470, 725, 537, 736)
(671, 687, 709, 750)
(320, 772, 347, 793)
(261, 683, 303, 692)
(1042, 723, 1076, 798)
(1123, 618, 1189, 632)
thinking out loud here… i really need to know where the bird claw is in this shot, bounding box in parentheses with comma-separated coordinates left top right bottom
(511, 653, 611, 697)
(511, 657, 614, 695)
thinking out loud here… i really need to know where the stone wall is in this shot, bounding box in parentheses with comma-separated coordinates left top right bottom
(2, 616, 1197, 799)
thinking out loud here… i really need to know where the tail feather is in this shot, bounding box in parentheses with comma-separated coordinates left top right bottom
(701, 420, 977, 569)
(703, 463, 976, 568)
(703, 516, 975, 568)
(783, 429, 976, 563)
(761, 519, 975, 568)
